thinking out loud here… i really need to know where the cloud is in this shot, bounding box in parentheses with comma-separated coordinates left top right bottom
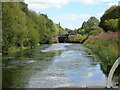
(58, 13, 90, 21)
(58, 13, 91, 29)
(25, 0, 100, 11)
(62, 23, 81, 30)
(81, 0, 99, 5)
(69, 0, 99, 5)
(101, 0, 118, 2)
(63, 23, 76, 29)
(101, 0, 113, 2)
(24, 0, 69, 11)
(107, 3, 118, 7)
(100, 0, 119, 7)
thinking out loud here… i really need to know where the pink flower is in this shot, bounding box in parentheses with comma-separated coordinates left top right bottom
(89, 32, 118, 39)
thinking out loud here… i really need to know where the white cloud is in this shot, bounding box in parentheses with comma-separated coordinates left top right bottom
(24, 0, 69, 11)
(81, 0, 99, 5)
(107, 3, 118, 7)
(101, 0, 118, 2)
(58, 13, 90, 21)
(58, 13, 91, 29)
(69, 0, 99, 5)
(25, 0, 100, 11)
(62, 23, 81, 30)
(101, 0, 113, 2)
(63, 23, 76, 29)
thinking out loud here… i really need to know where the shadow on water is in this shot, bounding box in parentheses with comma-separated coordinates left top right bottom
(2, 44, 62, 88)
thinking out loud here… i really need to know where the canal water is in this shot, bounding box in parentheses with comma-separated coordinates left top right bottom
(2, 43, 114, 88)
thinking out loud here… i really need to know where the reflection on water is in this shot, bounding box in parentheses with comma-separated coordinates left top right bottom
(2, 43, 115, 88)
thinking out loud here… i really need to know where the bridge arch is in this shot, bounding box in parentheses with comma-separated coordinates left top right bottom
(107, 57, 120, 88)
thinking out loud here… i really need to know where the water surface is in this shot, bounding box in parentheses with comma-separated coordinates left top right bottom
(3, 43, 110, 88)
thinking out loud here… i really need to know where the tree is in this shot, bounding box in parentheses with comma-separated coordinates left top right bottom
(2, 2, 67, 52)
(103, 19, 119, 32)
(81, 17, 99, 34)
(99, 6, 120, 31)
(87, 17, 99, 27)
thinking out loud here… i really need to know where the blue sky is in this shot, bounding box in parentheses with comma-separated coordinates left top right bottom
(24, 0, 119, 30)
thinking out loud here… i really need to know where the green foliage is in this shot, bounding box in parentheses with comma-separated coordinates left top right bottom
(77, 28, 86, 35)
(80, 17, 100, 34)
(2, 2, 28, 50)
(89, 25, 104, 36)
(65, 28, 71, 32)
(81, 21, 89, 33)
(84, 36, 119, 65)
(68, 34, 87, 43)
(87, 17, 99, 26)
(55, 24, 67, 35)
(84, 35, 120, 81)
(19, 2, 28, 14)
(103, 19, 119, 32)
(99, 6, 120, 31)
(2, 2, 66, 52)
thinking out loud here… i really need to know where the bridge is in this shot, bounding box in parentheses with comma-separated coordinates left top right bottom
(58, 33, 79, 43)
(58, 34, 69, 43)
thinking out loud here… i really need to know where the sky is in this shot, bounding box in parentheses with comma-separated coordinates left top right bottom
(24, 0, 119, 30)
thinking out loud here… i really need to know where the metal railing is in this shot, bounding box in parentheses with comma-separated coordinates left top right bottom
(107, 57, 120, 88)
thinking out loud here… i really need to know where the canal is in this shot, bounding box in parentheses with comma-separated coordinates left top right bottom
(2, 43, 115, 88)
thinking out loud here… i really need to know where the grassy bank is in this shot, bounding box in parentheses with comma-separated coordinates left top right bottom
(84, 31, 120, 82)
(84, 31, 119, 66)
(2, 45, 33, 55)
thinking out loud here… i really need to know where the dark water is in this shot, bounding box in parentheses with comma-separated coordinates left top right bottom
(2, 43, 115, 88)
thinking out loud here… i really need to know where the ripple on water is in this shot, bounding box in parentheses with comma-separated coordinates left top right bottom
(41, 43, 72, 52)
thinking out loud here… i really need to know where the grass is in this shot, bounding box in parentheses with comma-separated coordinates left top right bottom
(84, 31, 119, 66)
(84, 31, 120, 83)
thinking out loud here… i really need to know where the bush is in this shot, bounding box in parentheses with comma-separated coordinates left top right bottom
(89, 25, 104, 36)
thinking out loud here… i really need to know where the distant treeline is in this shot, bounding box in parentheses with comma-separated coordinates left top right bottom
(2, 2, 67, 52)
(65, 16, 104, 37)
(65, 6, 120, 35)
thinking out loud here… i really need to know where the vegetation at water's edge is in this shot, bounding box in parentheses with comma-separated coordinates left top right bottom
(84, 32, 119, 65)
(68, 34, 88, 43)
(84, 31, 120, 82)
(83, 5, 120, 65)
(2, 2, 67, 53)
(83, 5, 120, 83)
